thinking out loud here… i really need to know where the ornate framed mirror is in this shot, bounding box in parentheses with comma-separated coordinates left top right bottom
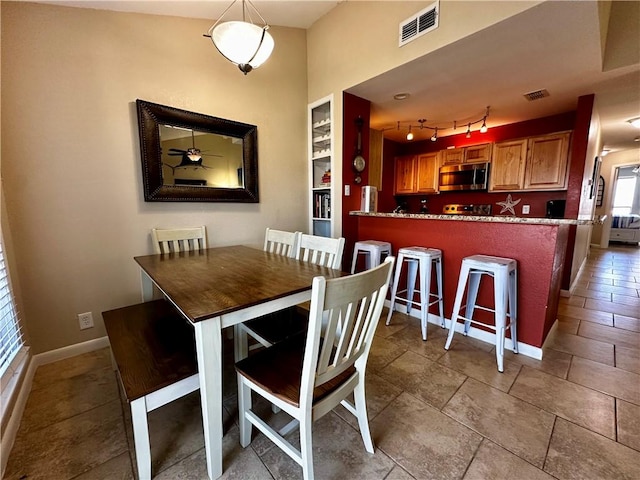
(136, 99, 259, 202)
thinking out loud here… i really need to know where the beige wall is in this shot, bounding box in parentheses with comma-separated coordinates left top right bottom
(306, 0, 542, 233)
(1, 2, 308, 353)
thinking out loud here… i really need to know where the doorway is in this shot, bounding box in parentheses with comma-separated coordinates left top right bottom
(607, 164, 640, 247)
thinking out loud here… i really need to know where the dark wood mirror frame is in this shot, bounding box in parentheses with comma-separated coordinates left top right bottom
(136, 99, 259, 202)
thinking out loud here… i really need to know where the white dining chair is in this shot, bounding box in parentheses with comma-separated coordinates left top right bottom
(235, 228, 302, 359)
(296, 233, 345, 269)
(236, 257, 395, 480)
(235, 232, 345, 361)
(263, 227, 300, 257)
(151, 226, 207, 254)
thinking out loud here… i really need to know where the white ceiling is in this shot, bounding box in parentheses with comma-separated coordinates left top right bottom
(31, 0, 640, 153)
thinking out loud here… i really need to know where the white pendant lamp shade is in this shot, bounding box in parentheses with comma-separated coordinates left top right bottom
(210, 21, 274, 74)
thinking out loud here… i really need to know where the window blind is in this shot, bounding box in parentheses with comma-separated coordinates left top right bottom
(0, 238, 24, 379)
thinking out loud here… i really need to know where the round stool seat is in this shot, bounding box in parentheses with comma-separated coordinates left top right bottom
(351, 240, 392, 274)
(398, 246, 442, 257)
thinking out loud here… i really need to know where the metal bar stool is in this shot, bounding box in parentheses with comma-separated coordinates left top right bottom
(444, 254, 518, 372)
(386, 247, 444, 340)
(351, 240, 392, 274)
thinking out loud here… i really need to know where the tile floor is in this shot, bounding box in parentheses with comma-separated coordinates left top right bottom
(4, 245, 640, 480)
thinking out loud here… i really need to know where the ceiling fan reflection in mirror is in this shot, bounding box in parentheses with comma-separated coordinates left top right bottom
(164, 130, 223, 172)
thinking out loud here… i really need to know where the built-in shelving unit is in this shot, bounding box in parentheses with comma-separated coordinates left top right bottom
(308, 95, 334, 237)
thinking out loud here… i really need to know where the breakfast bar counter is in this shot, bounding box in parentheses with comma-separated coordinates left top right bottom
(348, 211, 586, 357)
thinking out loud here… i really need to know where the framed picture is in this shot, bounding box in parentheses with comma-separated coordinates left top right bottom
(589, 156, 602, 199)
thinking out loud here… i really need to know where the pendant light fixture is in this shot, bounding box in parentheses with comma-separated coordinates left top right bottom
(204, 0, 275, 75)
(406, 125, 414, 141)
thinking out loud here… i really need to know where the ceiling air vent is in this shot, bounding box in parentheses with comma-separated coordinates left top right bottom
(523, 89, 550, 101)
(399, 1, 439, 47)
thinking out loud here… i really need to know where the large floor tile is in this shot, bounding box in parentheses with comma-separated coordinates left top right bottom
(543, 329, 615, 366)
(570, 287, 611, 301)
(18, 366, 119, 435)
(438, 342, 521, 392)
(31, 347, 113, 389)
(618, 400, 640, 452)
(73, 453, 134, 480)
(544, 418, 640, 480)
(371, 392, 482, 480)
(260, 412, 396, 480)
(613, 293, 640, 307)
(463, 439, 555, 480)
(587, 282, 638, 297)
(378, 351, 466, 409)
(504, 347, 572, 379)
(584, 298, 640, 318)
(334, 371, 403, 428)
(4, 400, 128, 480)
(615, 314, 640, 332)
(442, 378, 555, 468)
(556, 303, 613, 326)
(509, 366, 615, 439)
(386, 322, 449, 362)
(568, 356, 640, 405)
(577, 320, 640, 349)
(616, 344, 640, 374)
(556, 315, 580, 334)
(368, 335, 407, 373)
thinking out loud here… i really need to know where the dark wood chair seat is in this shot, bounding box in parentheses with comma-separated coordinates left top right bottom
(103, 299, 199, 479)
(235, 334, 356, 408)
(241, 305, 309, 346)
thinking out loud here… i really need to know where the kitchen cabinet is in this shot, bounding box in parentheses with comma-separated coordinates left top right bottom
(440, 148, 465, 165)
(416, 152, 440, 193)
(489, 132, 571, 192)
(394, 155, 417, 194)
(524, 132, 570, 190)
(393, 152, 440, 195)
(489, 139, 528, 191)
(309, 95, 334, 237)
(440, 143, 491, 165)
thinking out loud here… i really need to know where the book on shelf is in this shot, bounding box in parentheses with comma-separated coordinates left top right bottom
(313, 192, 331, 219)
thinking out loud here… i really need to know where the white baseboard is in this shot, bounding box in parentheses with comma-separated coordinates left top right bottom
(33, 336, 110, 368)
(1, 337, 110, 477)
(385, 301, 543, 360)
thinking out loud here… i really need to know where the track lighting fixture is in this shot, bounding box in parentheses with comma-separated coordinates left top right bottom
(390, 106, 490, 142)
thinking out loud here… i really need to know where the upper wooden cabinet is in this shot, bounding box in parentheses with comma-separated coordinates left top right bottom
(393, 152, 440, 195)
(440, 143, 492, 165)
(416, 152, 439, 194)
(394, 155, 417, 195)
(440, 148, 465, 165)
(524, 132, 570, 190)
(489, 139, 528, 191)
(489, 132, 571, 192)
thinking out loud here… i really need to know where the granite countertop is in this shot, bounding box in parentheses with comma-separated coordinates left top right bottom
(349, 211, 595, 226)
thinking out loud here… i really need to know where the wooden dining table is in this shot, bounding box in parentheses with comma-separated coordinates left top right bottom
(134, 245, 345, 479)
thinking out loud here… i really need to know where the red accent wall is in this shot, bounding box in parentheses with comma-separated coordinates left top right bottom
(342, 93, 371, 271)
(356, 216, 570, 348)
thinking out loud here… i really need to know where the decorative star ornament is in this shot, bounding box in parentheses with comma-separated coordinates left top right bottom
(496, 194, 521, 215)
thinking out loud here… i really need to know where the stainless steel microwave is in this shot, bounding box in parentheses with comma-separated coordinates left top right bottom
(439, 162, 489, 191)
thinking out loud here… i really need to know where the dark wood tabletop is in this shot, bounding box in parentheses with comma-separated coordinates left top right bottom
(135, 245, 345, 323)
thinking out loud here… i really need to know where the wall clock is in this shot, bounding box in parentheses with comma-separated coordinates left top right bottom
(353, 116, 366, 184)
